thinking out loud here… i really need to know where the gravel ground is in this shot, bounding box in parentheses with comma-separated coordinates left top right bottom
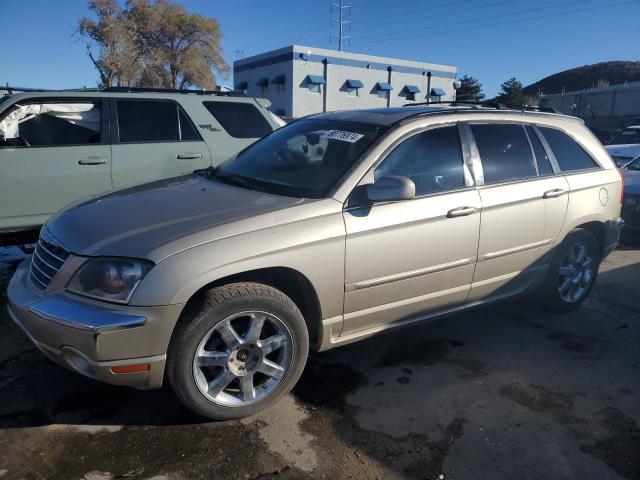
(0, 238, 638, 480)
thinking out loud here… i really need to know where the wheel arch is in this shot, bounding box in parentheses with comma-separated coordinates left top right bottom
(573, 221, 607, 261)
(172, 266, 324, 352)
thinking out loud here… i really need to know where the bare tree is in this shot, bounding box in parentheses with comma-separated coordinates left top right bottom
(78, 0, 143, 87)
(77, 0, 229, 90)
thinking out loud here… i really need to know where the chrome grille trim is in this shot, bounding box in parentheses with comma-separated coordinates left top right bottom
(29, 229, 70, 291)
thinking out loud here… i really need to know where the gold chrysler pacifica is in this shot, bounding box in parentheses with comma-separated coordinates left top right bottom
(8, 105, 624, 419)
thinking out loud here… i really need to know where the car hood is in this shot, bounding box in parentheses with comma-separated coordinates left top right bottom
(605, 144, 640, 159)
(46, 173, 321, 260)
(624, 170, 640, 195)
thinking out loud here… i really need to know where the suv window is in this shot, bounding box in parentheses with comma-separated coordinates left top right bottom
(471, 124, 537, 184)
(203, 101, 272, 139)
(374, 126, 464, 196)
(526, 125, 554, 176)
(0, 101, 102, 147)
(117, 100, 199, 143)
(539, 127, 598, 172)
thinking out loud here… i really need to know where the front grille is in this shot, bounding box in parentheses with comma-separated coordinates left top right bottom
(29, 229, 70, 290)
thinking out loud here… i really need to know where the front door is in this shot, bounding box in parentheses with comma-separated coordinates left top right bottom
(111, 99, 211, 189)
(342, 125, 481, 336)
(0, 98, 111, 233)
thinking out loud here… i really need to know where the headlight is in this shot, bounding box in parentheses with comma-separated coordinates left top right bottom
(67, 257, 154, 303)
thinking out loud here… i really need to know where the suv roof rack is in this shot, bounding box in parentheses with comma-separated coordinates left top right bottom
(101, 86, 246, 97)
(403, 100, 509, 109)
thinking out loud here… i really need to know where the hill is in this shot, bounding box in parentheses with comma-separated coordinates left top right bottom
(523, 61, 640, 95)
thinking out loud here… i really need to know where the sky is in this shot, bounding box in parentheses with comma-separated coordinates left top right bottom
(0, 0, 638, 97)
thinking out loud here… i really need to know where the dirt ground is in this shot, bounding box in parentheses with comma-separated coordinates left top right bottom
(0, 235, 638, 480)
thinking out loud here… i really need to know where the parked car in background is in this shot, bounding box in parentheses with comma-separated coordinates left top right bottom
(8, 105, 623, 420)
(605, 125, 640, 167)
(0, 87, 279, 246)
(621, 155, 640, 230)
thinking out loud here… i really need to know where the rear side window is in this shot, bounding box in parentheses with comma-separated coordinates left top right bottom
(203, 101, 272, 139)
(526, 126, 554, 176)
(178, 108, 200, 141)
(374, 126, 465, 196)
(118, 100, 182, 143)
(471, 124, 537, 184)
(0, 101, 102, 147)
(539, 127, 598, 172)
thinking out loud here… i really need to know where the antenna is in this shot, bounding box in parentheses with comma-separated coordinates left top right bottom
(330, 0, 351, 51)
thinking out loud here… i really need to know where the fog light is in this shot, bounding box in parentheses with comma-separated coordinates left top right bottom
(111, 363, 151, 374)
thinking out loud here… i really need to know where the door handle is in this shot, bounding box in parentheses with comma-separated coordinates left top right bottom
(176, 152, 203, 160)
(543, 188, 567, 199)
(78, 156, 108, 165)
(447, 206, 477, 218)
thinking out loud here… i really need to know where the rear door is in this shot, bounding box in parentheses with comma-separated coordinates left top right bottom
(0, 98, 111, 233)
(466, 122, 569, 303)
(111, 98, 211, 188)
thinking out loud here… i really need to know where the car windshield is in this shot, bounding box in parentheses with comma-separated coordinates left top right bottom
(215, 119, 388, 198)
(608, 128, 640, 145)
(627, 157, 640, 171)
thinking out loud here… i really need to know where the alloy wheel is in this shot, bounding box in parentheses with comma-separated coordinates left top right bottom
(192, 311, 293, 406)
(557, 242, 595, 303)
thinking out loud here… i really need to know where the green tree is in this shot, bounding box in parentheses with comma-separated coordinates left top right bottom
(456, 75, 485, 102)
(495, 77, 527, 108)
(78, 0, 229, 89)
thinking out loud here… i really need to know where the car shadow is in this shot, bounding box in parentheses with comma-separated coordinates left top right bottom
(0, 248, 638, 480)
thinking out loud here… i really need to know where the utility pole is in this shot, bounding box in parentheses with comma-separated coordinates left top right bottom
(331, 0, 351, 51)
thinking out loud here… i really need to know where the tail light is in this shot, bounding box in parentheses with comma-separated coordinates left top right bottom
(617, 167, 624, 205)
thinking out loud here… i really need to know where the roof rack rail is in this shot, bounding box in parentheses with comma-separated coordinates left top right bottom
(403, 100, 509, 109)
(101, 86, 246, 97)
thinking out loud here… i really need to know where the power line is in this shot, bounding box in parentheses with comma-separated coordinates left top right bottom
(353, 0, 475, 24)
(353, 0, 516, 34)
(354, 0, 639, 46)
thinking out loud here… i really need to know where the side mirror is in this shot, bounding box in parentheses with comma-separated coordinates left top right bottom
(367, 176, 415, 202)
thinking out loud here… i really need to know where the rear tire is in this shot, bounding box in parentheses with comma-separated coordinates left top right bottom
(167, 282, 309, 420)
(540, 228, 600, 312)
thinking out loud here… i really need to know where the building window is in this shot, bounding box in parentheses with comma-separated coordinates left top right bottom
(375, 82, 392, 99)
(256, 78, 269, 96)
(403, 85, 420, 102)
(271, 75, 286, 93)
(430, 87, 446, 101)
(305, 75, 325, 94)
(344, 79, 363, 97)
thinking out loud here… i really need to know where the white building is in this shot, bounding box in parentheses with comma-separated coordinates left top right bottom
(233, 45, 458, 117)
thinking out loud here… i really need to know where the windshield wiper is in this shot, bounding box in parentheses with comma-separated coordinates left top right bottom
(213, 170, 270, 193)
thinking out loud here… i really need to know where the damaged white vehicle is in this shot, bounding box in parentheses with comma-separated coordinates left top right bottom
(0, 88, 280, 246)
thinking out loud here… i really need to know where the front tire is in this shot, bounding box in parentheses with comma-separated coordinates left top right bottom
(167, 282, 309, 420)
(541, 228, 600, 312)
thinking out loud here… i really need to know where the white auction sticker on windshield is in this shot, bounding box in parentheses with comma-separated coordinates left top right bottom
(322, 130, 364, 143)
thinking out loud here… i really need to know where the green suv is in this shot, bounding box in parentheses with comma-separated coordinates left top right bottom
(0, 87, 279, 246)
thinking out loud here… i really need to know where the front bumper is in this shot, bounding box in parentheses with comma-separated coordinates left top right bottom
(7, 259, 184, 390)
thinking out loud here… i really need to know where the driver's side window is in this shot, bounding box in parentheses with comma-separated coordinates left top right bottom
(0, 101, 102, 148)
(374, 125, 465, 196)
